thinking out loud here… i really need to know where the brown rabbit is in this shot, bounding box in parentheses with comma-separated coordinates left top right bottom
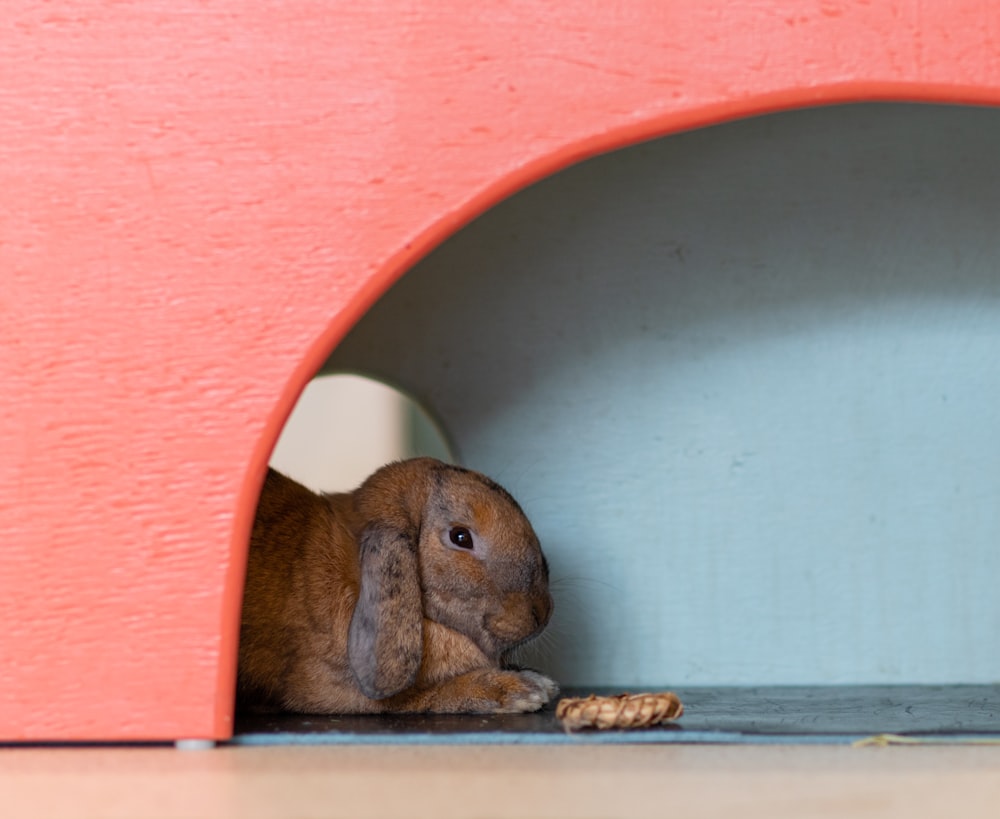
(237, 457, 557, 714)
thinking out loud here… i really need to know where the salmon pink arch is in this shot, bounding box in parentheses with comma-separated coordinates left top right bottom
(3, 0, 1000, 741)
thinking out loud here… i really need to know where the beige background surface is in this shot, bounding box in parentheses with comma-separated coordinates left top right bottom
(4, 744, 1000, 819)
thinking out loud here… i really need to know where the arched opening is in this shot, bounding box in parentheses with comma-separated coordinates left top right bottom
(237, 102, 1000, 742)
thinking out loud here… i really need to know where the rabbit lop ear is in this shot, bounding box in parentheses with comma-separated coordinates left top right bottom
(348, 522, 424, 700)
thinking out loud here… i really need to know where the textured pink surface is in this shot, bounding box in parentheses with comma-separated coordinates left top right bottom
(2, 1, 999, 740)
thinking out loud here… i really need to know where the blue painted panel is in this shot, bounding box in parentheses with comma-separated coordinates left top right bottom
(325, 104, 1000, 686)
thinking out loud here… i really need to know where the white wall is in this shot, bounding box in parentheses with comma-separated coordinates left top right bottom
(323, 104, 1000, 687)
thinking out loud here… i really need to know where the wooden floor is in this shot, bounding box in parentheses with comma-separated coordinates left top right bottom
(4, 744, 1000, 818)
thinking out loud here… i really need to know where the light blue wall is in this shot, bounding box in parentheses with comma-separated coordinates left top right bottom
(324, 104, 1000, 686)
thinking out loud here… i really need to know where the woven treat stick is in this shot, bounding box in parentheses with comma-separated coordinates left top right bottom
(556, 692, 684, 731)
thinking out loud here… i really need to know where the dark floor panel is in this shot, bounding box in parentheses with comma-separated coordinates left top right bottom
(230, 685, 1000, 746)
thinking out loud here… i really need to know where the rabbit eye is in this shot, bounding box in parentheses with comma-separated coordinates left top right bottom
(448, 526, 474, 550)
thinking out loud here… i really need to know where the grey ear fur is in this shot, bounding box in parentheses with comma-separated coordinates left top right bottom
(348, 522, 424, 700)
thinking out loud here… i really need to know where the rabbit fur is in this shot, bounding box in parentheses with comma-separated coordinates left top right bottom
(238, 457, 557, 714)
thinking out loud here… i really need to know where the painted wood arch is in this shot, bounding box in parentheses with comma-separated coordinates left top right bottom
(2, 1, 999, 741)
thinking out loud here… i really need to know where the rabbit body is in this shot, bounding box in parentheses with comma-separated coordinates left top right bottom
(238, 458, 557, 714)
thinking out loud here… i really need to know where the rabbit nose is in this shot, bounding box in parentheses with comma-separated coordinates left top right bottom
(532, 594, 553, 629)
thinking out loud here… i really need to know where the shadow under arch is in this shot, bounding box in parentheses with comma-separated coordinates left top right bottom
(314, 101, 1000, 687)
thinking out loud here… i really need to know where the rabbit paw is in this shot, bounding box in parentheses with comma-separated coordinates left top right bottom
(488, 669, 560, 713)
(389, 667, 560, 714)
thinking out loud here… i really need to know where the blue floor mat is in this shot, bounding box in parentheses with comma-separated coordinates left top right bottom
(230, 684, 1000, 746)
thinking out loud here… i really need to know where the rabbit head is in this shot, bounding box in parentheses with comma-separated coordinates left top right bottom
(347, 458, 552, 700)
